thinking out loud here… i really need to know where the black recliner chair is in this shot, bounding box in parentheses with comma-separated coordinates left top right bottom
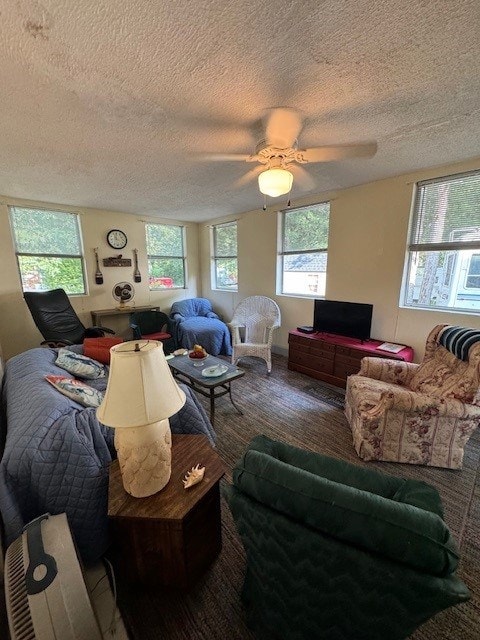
(130, 310, 176, 353)
(24, 288, 115, 347)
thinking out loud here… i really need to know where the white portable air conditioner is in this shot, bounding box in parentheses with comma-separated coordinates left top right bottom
(4, 513, 103, 640)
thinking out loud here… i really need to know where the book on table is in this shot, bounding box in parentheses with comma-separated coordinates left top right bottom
(377, 342, 405, 354)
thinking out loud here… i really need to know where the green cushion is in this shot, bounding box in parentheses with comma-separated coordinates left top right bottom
(233, 436, 459, 577)
(247, 435, 444, 516)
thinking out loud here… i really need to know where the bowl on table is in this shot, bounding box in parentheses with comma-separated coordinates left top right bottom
(188, 351, 208, 367)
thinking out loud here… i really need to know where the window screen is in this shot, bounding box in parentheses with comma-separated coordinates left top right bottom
(403, 170, 480, 311)
(9, 207, 86, 294)
(279, 203, 330, 297)
(146, 223, 185, 289)
(212, 222, 238, 290)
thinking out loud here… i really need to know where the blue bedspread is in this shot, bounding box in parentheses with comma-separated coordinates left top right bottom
(170, 298, 232, 356)
(0, 347, 215, 562)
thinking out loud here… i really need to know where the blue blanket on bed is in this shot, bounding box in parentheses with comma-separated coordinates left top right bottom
(0, 347, 216, 562)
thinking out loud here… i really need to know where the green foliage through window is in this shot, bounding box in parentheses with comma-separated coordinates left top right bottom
(280, 203, 330, 297)
(283, 204, 329, 252)
(213, 222, 238, 290)
(146, 223, 185, 289)
(9, 207, 86, 295)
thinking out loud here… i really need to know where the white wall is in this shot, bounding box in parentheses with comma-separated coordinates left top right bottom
(0, 196, 200, 359)
(199, 156, 480, 361)
(2, 156, 480, 363)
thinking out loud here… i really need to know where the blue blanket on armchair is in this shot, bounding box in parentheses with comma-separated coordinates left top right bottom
(170, 298, 232, 356)
(0, 347, 216, 562)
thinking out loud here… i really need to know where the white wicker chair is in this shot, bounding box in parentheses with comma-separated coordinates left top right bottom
(229, 296, 281, 373)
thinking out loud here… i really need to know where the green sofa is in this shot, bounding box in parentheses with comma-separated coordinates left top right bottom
(225, 435, 470, 640)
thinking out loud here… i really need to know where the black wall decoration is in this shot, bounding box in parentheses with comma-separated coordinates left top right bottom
(103, 256, 132, 267)
(93, 248, 104, 285)
(133, 249, 142, 283)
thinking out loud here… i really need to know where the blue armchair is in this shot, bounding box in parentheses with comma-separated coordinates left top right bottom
(169, 298, 232, 356)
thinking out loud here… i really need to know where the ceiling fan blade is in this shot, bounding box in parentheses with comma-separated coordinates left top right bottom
(199, 153, 253, 162)
(299, 143, 377, 163)
(233, 165, 264, 188)
(263, 108, 303, 148)
(290, 165, 316, 191)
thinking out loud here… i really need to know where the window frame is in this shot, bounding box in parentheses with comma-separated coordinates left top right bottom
(278, 202, 330, 298)
(9, 205, 87, 295)
(402, 169, 480, 312)
(145, 222, 186, 290)
(211, 221, 238, 292)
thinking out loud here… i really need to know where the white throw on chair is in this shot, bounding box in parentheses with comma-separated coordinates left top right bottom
(229, 296, 281, 373)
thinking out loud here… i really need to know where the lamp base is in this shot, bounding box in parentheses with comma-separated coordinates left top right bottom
(114, 419, 172, 498)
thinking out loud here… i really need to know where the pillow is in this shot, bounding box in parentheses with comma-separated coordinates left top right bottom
(409, 345, 479, 403)
(55, 348, 107, 379)
(83, 337, 123, 364)
(45, 375, 104, 408)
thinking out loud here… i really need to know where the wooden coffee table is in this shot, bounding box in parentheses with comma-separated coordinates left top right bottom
(108, 434, 225, 588)
(167, 354, 245, 426)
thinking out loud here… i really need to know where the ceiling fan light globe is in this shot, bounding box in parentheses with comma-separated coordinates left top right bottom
(258, 168, 293, 197)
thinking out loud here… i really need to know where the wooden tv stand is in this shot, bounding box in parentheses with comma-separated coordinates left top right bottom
(288, 330, 414, 389)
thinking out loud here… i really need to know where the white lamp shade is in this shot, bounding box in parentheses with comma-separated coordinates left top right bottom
(97, 341, 186, 428)
(258, 168, 293, 197)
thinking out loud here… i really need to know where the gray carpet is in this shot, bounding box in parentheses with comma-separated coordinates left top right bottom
(117, 354, 480, 639)
(303, 381, 346, 409)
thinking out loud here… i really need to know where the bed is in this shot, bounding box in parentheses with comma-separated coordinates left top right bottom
(0, 347, 215, 562)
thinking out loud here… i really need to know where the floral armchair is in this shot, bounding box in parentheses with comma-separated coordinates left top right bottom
(345, 325, 480, 468)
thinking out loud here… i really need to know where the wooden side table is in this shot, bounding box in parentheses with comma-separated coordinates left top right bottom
(90, 305, 160, 327)
(108, 434, 225, 588)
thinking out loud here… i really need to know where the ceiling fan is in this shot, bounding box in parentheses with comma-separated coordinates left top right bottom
(204, 108, 377, 198)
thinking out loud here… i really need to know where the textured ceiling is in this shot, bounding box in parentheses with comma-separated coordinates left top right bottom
(0, 1, 479, 221)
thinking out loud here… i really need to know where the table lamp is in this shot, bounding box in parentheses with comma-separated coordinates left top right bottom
(97, 340, 186, 498)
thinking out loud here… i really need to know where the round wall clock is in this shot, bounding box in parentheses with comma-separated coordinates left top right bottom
(107, 229, 127, 249)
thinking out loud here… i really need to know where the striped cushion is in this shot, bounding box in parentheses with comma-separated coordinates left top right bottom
(439, 326, 480, 361)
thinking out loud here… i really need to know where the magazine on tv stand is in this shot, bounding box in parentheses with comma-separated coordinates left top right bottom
(377, 342, 405, 354)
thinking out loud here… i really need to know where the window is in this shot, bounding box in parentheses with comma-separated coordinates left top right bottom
(212, 221, 238, 290)
(465, 254, 480, 289)
(279, 203, 330, 297)
(9, 207, 86, 294)
(146, 223, 185, 289)
(403, 170, 480, 312)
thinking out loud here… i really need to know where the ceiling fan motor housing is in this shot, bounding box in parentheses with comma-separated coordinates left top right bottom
(255, 142, 298, 169)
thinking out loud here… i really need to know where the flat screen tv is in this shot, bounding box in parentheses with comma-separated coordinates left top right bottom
(313, 299, 373, 341)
